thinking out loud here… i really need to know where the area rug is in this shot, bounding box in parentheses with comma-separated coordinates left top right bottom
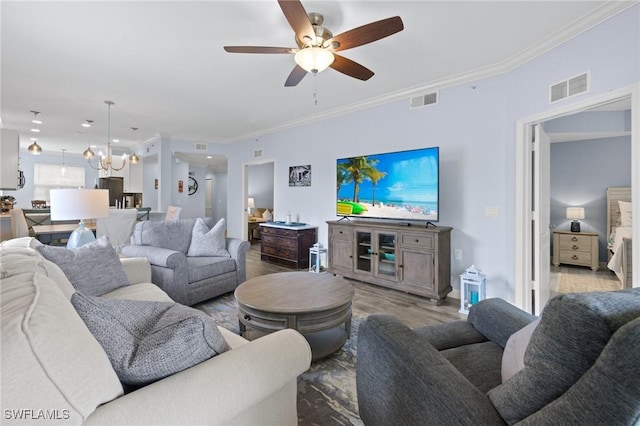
(196, 293, 363, 426)
(556, 272, 621, 294)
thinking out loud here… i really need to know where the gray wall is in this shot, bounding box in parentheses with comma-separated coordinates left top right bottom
(550, 136, 632, 261)
(248, 162, 274, 210)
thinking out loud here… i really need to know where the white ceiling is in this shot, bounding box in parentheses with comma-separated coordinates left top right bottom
(1, 1, 632, 159)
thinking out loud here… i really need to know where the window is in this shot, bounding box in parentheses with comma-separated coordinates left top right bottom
(33, 163, 85, 201)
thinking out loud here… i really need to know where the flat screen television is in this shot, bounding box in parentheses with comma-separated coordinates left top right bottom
(336, 146, 439, 222)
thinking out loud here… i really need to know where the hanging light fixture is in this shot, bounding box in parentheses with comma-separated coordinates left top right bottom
(28, 111, 43, 154)
(294, 47, 334, 74)
(28, 138, 42, 155)
(87, 100, 128, 172)
(129, 127, 139, 164)
(60, 149, 67, 176)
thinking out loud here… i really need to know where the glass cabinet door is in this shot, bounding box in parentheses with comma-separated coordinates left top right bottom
(355, 230, 372, 274)
(375, 231, 398, 280)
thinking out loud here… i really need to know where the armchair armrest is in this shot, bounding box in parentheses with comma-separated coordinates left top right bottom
(226, 238, 250, 283)
(85, 329, 312, 426)
(468, 298, 536, 348)
(120, 245, 189, 304)
(357, 314, 505, 426)
(121, 245, 185, 269)
(119, 257, 151, 284)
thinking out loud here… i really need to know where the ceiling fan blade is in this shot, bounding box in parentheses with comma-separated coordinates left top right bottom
(330, 54, 374, 81)
(328, 16, 404, 52)
(285, 65, 308, 87)
(224, 46, 294, 54)
(278, 0, 314, 42)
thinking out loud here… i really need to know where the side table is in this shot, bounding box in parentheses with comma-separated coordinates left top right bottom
(552, 230, 599, 271)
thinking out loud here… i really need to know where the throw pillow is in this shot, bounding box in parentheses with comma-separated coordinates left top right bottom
(187, 218, 230, 257)
(618, 200, 632, 227)
(262, 209, 273, 221)
(36, 236, 130, 296)
(501, 319, 539, 383)
(71, 293, 230, 386)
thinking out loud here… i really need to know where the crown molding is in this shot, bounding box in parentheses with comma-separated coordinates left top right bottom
(224, 1, 637, 144)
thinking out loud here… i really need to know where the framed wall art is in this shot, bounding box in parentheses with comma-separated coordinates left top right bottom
(289, 164, 311, 187)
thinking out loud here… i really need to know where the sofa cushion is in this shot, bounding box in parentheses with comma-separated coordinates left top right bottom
(501, 319, 540, 383)
(442, 341, 504, 393)
(414, 320, 487, 351)
(36, 236, 130, 296)
(71, 293, 230, 386)
(131, 218, 212, 254)
(187, 256, 236, 283)
(187, 218, 230, 257)
(1, 272, 123, 423)
(488, 289, 640, 424)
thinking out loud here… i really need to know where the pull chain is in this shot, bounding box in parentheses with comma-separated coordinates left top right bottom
(313, 73, 319, 106)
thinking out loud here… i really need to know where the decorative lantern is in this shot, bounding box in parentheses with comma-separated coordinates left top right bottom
(309, 243, 327, 273)
(459, 265, 486, 314)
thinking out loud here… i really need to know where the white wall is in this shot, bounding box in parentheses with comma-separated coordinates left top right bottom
(224, 5, 639, 302)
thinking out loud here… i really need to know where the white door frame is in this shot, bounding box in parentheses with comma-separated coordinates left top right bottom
(515, 84, 640, 312)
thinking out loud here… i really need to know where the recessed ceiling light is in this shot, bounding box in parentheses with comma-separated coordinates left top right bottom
(30, 128, 40, 133)
(82, 119, 93, 128)
(206, 156, 212, 159)
(112, 139, 120, 143)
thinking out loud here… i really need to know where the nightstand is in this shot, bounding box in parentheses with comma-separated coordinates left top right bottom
(552, 231, 599, 271)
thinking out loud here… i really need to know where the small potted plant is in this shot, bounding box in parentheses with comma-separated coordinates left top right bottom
(0, 196, 16, 213)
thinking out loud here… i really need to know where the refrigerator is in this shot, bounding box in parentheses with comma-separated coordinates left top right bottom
(98, 177, 124, 207)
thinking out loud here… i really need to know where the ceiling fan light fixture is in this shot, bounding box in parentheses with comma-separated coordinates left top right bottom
(294, 47, 334, 74)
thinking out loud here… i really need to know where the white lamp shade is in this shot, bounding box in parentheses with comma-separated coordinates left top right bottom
(566, 207, 585, 220)
(50, 189, 110, 221)
(248, 197, 255, 209)
(294, 47, 335, 73)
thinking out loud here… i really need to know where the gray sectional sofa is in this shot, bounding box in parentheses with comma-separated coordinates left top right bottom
(357, 291, 640, 425)
(121, 218, 250, 306)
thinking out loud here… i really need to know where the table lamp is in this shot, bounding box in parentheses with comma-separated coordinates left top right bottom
(50, 189, 110, 248)
(566, 207, 585, 232)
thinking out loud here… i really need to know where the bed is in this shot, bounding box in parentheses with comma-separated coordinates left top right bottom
(606, 187, 632, 288)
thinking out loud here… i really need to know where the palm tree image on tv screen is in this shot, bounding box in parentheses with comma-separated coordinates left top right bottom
(336, 147, 439, 222)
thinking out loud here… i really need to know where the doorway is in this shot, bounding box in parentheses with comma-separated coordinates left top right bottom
(515, 85, 639, 314)
(243, 160, 275, 242)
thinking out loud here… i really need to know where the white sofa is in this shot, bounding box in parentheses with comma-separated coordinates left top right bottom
(0, 237, 312, 425)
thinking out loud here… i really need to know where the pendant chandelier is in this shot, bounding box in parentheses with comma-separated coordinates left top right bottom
(85, 101, 129, 172)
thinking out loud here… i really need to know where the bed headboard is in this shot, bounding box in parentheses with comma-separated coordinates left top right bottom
(606, 186, 632, 237)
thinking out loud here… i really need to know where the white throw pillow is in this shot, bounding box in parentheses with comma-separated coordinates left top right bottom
(618, 201, 632, 227)
(501, 318, 540, 383)
(187, 218, 230, 257)
(262, 209, 273, 221)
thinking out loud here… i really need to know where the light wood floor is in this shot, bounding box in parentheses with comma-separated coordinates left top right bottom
(246, 241, 465, 328)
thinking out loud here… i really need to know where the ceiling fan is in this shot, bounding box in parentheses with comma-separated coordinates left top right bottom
(223, 0, 404, 87)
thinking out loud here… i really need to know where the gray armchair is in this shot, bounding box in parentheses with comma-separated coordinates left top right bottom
(357, 289, 640, 425)
(121, 218, 250, 306)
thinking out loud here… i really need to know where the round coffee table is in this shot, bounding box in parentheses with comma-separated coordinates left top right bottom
(234, 271, 354, 361)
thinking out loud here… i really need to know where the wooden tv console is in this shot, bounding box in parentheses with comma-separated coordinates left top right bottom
(327, 220, 452, 304)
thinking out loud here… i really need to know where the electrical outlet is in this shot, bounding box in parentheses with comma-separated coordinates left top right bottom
(485, 207, 499, 217)
(455, 249, 462, 260)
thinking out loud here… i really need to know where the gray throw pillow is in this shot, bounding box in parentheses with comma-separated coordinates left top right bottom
(187, 217, 230, 257)
(71, 293, 230, 386)
(36, 236, 130, 296)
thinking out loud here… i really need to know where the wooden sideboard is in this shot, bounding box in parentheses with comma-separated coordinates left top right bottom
(327, 220, 452, 304)
(259, 223, 317, 269)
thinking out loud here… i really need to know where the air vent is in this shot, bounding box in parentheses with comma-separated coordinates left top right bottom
(550, 72, 589, 103)
(410, 92, 438, 109)
(253, 149, 263, 158)
(194, 143, 208, 151)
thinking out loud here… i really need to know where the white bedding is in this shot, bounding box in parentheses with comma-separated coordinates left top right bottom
(607, 226, 632, 279)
